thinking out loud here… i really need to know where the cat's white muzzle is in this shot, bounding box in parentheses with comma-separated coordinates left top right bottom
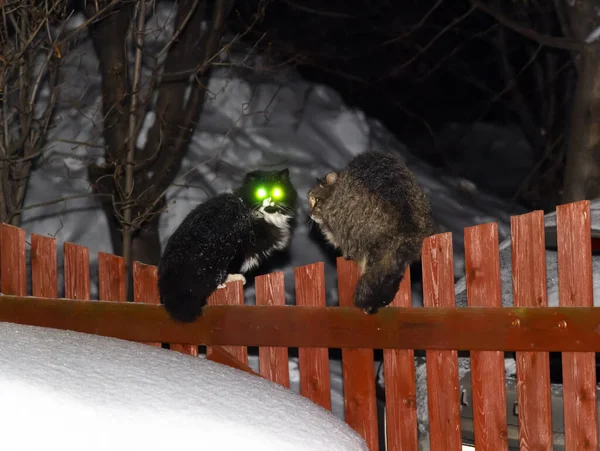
(261, 197, 276, 209)
(258, 197, 291, 229)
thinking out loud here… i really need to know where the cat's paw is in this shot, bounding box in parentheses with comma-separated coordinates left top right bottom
(362, 305, 380, 315)
(217, 274, 246, 289)
(226, 273, 246, 285)
(343, 254, 352, 260)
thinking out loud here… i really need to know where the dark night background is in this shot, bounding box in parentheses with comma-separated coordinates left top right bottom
(226, 0, 575, 212)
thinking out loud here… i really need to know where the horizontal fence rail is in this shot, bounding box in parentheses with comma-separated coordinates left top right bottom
(2, 200, 600, 451)
(2, 296, 600, 351)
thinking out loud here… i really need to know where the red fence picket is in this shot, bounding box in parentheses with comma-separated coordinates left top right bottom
(383, 266, 418, 451)
(31, 234, 58, 298)
(511, 209, 553, 450)
(64, 242, 90, 300)
(255, 271, 290, 388)
(464, 222, 508, 450)
(98, 252, 126, 302)
(421, 232, 462, 451)
(556, 200, 598, 450)
(0, 224, 26, 296)
(337, 257, 379, 451)
(133, 261, 162, 348)
(295, 262, 332, 411)
(206, 280, 246, 363)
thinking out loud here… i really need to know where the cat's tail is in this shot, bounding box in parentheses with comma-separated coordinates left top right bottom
(158, 265, 220, 323)
(354, 243, 420, 315)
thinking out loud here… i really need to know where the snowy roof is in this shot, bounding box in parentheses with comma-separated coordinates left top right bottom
(0, 322, 367, 451)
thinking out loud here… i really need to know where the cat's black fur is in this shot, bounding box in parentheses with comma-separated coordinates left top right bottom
(308, 150, 436, 314)
(158, 169, 297, 322)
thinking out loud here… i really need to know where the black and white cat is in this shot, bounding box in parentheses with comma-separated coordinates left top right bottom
(158, 169, 298, 322)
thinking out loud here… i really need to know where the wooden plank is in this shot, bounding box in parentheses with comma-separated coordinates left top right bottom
(5, 297, 600, 351)
(337, 257, 378, 451)
(63, 242, 90, 300)
(384, 266, 418, 451)
(206, 346, 261, 377)
(133, 261, 161, 347)
(0, 224, 27, 296)
(556, 200, 598, 450)
(464, 222, 508, 451)
(255, 271, 290, 388)
(98, 252, 126, 302)
(421, 232, 461, 451)
(31, 234, 58, 298)
(206, 281, 246, 362)
(295, 262, 332, 410)
(171, 343, 198, 356)
(512, 210, 553, 451)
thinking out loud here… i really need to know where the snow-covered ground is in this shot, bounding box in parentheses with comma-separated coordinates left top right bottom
(0, 322, 367, 451)
(14, 3, 535, 447)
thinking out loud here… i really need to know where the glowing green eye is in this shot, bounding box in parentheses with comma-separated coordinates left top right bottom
(272, 187, 283, 199)
(256, 187, 267, 199)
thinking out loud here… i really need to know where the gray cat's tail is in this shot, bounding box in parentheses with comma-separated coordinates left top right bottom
(354, 244, 419, 314)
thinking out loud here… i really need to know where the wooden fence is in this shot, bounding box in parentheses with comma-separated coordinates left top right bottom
(1, 199, 600, 451)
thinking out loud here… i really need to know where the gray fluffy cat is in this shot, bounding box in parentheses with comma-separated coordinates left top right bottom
(308, 150, 436, 314)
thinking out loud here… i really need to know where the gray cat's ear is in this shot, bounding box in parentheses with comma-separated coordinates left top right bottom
(325, 172, 338, 185)
(278, 168, 290, 179)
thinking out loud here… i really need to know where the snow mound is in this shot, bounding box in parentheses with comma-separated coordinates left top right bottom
(0, 322, 367, 451)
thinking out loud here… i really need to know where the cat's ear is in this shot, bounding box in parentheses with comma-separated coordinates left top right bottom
(325, 172, 338, 185)
(278, 168, 290, 180)
(244, 171, 260, 182)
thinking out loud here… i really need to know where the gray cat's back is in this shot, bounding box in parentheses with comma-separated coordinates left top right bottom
(344, 150, 435, 235)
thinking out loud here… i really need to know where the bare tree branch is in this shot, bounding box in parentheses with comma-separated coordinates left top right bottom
(380, 5, 476, 80)
(280, 0, 352, 19)
(472, 0, 583, 51)
(383, 0, 445, 46)
(122, 0, 147, 290)
(0, 0, 66, 225)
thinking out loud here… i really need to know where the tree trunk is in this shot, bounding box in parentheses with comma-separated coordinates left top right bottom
(562, 45, 600, 203)
(85, 1, 134, 256)
(561, 0, 600, 203)
(85, 0, 235, 299)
